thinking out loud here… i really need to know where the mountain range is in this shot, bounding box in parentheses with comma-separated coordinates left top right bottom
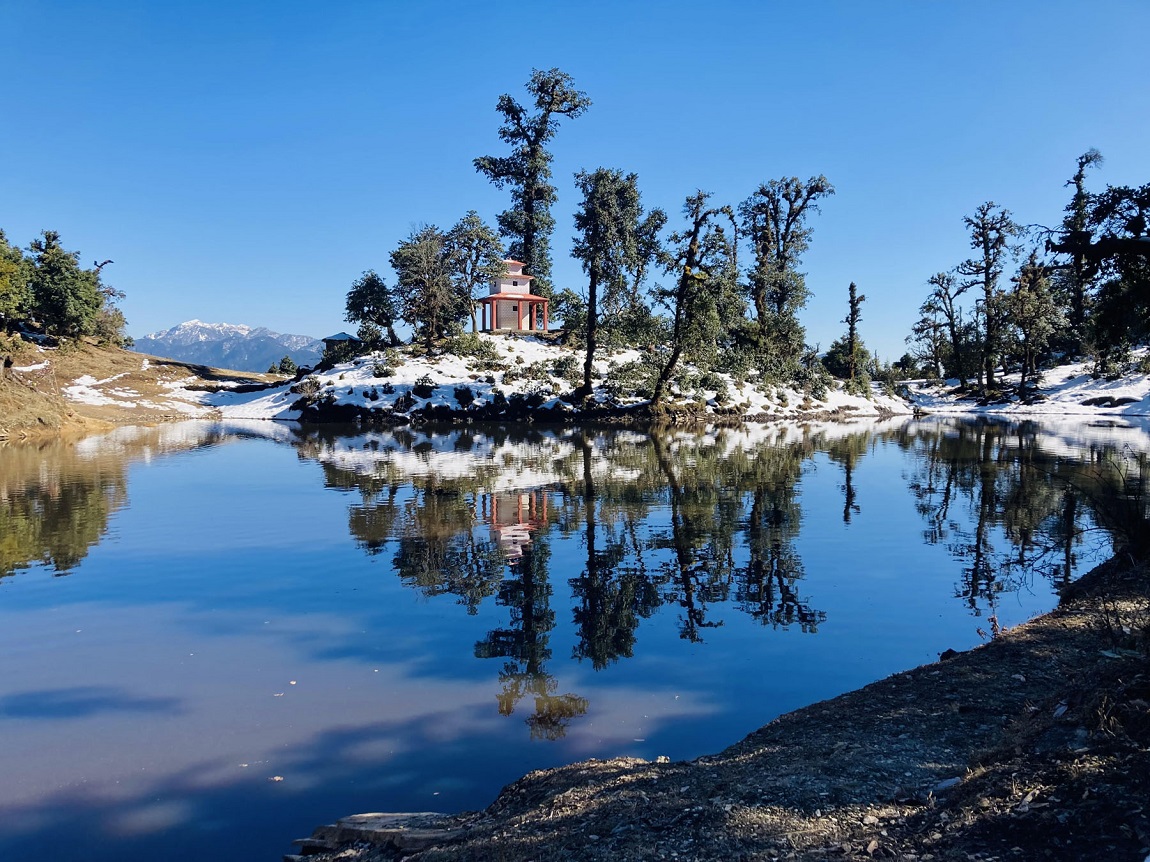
(132, 320, 325, 372)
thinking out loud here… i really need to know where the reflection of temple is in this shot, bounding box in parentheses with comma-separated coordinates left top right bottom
(481, 491, 550, 564)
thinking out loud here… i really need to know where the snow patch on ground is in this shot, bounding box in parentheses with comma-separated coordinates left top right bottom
(905, 350, 1150, 417)
(206, 333, 911, 422)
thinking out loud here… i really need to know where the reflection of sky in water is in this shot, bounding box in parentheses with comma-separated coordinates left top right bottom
(0, 418, 1144, 862)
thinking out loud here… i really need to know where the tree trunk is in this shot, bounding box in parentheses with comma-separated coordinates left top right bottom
(581, 269, 599, 399)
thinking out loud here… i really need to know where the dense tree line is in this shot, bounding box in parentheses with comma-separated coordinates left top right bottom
(339, 69, 845, 402)
(906, 151, 1150, 387)
(343, 71, 1148, 398)
(0, 228, 128, 345)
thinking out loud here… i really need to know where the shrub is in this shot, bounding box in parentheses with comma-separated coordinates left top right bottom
(413, 374, 436, 398)
(550, 352, 581, 383)
(290, 376, 321, 396)
(373, 361, 395, 377)
(454, 385, 475, 407)
(604, 357, 659, 400)
(445, 333, 501, 365)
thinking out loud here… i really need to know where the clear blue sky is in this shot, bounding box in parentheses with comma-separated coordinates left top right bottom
(2, 0, 1147, 359)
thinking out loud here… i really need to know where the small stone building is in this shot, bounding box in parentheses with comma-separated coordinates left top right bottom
(477, 260, 549, 333)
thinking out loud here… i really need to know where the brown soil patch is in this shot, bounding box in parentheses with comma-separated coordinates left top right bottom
(1, 339, 274, 438)
(294, 558, 1150, 862)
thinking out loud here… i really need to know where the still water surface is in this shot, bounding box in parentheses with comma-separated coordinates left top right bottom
(1, 417, 1147, 862)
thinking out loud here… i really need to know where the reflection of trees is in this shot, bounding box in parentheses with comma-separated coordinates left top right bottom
(737, 440, 826, 633)
(391, 485, 505, 615)
(301, 419, 1150, 721)
(341, 478, 505, 615)
(1, 428, 227, 580)
(827, 432, 869, 524)
(0, 456, 127, 577)
(903, 419, 1150, 613)
(474, 535, 588, 740)
(569, 432, 660, 668)
(651, 434, 734, 642)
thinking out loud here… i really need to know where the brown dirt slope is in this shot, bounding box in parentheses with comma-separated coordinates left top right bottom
(1, 338, 273, 438)
(294, 558, 1150, 862)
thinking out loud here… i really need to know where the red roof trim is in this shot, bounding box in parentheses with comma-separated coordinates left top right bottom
(479, 292, 550, 302)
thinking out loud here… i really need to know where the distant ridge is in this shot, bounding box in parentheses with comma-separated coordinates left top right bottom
(132, 320, 324, 372)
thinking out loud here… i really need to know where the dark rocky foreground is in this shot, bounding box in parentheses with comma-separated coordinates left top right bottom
(288, 558, 1150, 861)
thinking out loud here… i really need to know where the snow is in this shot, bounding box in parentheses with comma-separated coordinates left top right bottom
(11, 361, 49, 372)
(60, 370, 214, 416)
(905, 350, 1150, 417)
(144, 319, 254, 340)
(205, 333, 913, 423)
(63, 374, 132, 406)
(51, 333, 1150, 427)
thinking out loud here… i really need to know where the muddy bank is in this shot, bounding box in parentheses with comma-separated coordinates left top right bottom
(292, 557, 1150, 861)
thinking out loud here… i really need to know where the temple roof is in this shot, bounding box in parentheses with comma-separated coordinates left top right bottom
(479, 292, 549, 302)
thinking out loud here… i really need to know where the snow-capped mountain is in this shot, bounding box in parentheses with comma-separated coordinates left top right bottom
(132, 319, 324, 372)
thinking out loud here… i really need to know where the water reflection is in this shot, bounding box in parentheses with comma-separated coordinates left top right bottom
(1, 417, 1149, 862)
(0, 425, 242, 579)
(290, 417, 1150, 731)
(901, 418, 1149, 614)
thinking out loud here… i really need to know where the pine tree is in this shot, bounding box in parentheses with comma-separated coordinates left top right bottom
(956, 203, 1021, 390)
(651, 192, 737, 407)
(739, 176, 834, 354)
(345, 270, 400, 347)
(571, 168, 659, 398)
(474, 69, 591, 295)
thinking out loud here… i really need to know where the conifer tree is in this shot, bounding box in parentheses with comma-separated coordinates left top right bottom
(571, 168, 659, 398)
(652, 192, 737, 407)
(739, 176, 834, 354)
(345, 270, 400, 347)
(474, 68, 591, 295)
(956, 203, 1021, 390)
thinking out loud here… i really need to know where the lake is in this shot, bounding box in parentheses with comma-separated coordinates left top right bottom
(1, 416, 1147, 862)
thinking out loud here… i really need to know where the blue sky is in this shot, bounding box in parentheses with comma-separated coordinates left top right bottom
(2, 0, 1147, 359)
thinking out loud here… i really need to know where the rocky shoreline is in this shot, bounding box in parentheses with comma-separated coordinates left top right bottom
(290, 557, 1150, 862)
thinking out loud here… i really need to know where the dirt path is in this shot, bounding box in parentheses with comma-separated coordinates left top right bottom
(293, 558, 1150, 861)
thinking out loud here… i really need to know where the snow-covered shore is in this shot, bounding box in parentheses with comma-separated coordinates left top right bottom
(40, 336, 1150, 426)
(204, 333, 910, 423)
(904, 349, 1150, 417)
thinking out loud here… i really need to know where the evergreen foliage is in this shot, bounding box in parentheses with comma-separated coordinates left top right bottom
(0, 228, 127, 345)
(651, 192, 738, 407)
(345, 270, 400, 347)
(390, 225, 470, 349)
(0, 230, 31, 331)
(739, 175, 835, 355)
(474, 68, 591, 295)
(571, 168, 661, 398)
(445, 211, 505, 332)
(956, 202, 1022, 391)
(29, 231, 105, 338)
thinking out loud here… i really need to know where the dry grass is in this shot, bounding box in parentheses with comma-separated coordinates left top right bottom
(1, 338, 272, 438)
